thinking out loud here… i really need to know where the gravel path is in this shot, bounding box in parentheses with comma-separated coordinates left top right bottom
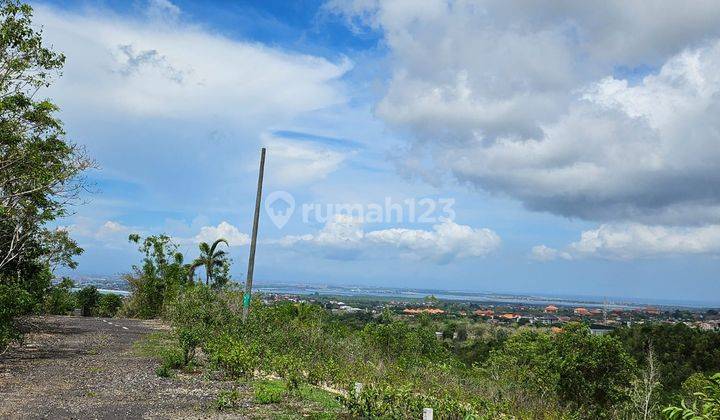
(0, 316, 241, 419)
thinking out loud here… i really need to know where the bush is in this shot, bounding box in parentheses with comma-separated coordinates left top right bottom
(0, 284, 32, 348)
(76, 286, 101, 316)
(253, 381, 285, 404)
(97, 293, 123, 317)
(215, 389, 241, 410)
(664, 373, 720, 419)
(207, 333, 261, 379)
(44, 278, 76, 315)
(155, 344, 185, 377)
(340, 383, 487, 419)
(270, 354, 306, 391)
(167, 285, 235, 365)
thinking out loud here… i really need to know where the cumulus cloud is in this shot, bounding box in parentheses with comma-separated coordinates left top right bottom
(262, 134, 347, 187)
(278, 215, 500, 263)
(62, 219, 137, 248)
(191, 221, 250, 246)
(330, 1, 720, 226)
(534, 223, 720, 260)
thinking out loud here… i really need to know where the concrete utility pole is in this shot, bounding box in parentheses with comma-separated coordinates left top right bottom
(243, 147, 266, 321)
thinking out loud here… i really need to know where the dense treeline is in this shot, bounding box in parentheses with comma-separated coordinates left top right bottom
(612, 323, 720, 394)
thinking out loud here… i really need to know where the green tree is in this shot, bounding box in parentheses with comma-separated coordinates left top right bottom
(44, 277, 75, 315)
(188, 238, 229, 287)
(0, 0, 90, 346)
(663, 373, 720, 419)
(97, 293, 123, 317)
(76, 286, 100, 317)
(553, 323, 636, 415)
(612, 323, 720, 393)
(123, 234, 187, 318)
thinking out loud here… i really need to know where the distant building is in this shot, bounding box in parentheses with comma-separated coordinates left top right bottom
(499, 313, 520, 321)
(474, 309, 495, 317)
(544, 305, 559, 314)
(589, 324, 615, 336)
(644, 307, 661, 316)
(574, 307, 590, 316)
(403, 308, 445, 315)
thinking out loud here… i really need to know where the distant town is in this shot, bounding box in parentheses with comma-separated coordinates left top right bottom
(67, 275, 720, 335)
(262, 291, 720, 335)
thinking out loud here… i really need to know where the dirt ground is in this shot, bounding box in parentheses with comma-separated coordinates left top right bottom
(0, 316, 242, 419)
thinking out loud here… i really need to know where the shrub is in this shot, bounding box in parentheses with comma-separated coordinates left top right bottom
(215, 389, 240, 410)
(0, 284, 32, 348)
(44, 278, 76, 315)
(270, 354, 305, 391)
(76, 286, 101, 316)
(207, 333, 261, 379)
(340, 383, 486, 419)
(663, 373, 720, 419)
(253, 381, 285, 404)
(167, 285, 235, 365)
(97, 293, 123, 317)
(155, 344, 185, 377)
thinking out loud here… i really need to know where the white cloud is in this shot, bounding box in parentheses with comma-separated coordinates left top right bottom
(192, 221, 250, 246)
(278, 215, 500, 263)
(530, 245, 572, 262)
(534, 223, 720, 260)
(35, 3, 350, 121)
(330, 1, 720, 226)
(262, 134, 347, 187)
(62, 219, 137, 248)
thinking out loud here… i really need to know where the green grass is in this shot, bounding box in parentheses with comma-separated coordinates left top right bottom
(248, 379, 344, 418)
(253, 380, 285, 404)
(132, 331, 175, 357)
(296, 385, 343, 412)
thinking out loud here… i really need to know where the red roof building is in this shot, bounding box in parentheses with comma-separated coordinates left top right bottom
(574, 307, 590, 316)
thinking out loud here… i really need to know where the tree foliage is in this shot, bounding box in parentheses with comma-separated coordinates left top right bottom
(121, 234, 187, 318)
(76, 285, 99, 317)
(613, 323, 720, 394)
(188, 238, 230, 287)
(0, 0, 90, 347)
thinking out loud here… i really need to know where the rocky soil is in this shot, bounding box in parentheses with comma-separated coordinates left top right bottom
(0, 316, 242, 419)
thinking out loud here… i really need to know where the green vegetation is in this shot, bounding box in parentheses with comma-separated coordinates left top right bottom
(187, 238, 231, 287)
(121, 234, 188, 318)
(76, 286, 100, 317)
(43, 278, 76, 315)
(612, 323, 720, 393)
(253, 380, 285, 404)
(97, 293, 123, 317)
(215, 388, 241, 410)
(0, 0, 91, 348)
(131, 273, 720, 419)
(663, 373, 720, 419)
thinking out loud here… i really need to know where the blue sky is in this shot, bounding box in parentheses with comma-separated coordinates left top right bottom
(37, 0, 720, 304)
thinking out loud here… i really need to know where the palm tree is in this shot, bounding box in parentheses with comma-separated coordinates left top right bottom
(187, 238, 228, 286)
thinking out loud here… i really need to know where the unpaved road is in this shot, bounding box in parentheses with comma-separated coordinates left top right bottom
(0, 316, 239, 419)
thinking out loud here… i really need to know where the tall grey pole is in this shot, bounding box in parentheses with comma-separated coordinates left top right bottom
(243, 147, 265, 321)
